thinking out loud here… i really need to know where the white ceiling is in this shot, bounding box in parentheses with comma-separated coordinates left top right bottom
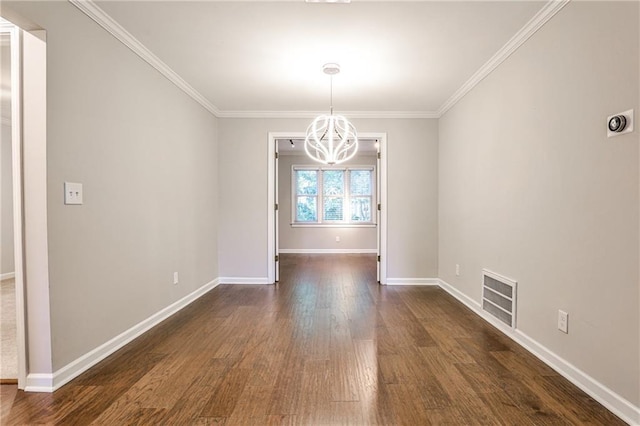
(89, 0, 546, 115)
(91, 1, 550, 116)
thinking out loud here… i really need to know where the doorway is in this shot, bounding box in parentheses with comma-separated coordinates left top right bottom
(0, 17, 51, 391)
(267, 132, 387, 284)
(0, 18, 24, 387)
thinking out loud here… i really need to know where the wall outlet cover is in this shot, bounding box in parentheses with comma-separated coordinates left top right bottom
(558, 310, 569, 333)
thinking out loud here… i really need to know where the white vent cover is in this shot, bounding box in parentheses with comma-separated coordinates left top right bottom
(482, 269, 517, 328)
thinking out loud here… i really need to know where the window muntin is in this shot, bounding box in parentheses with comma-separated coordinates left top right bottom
(293, 166, 375, 226)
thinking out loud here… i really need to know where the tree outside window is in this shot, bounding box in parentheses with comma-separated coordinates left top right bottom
(293, 166, 375, 225)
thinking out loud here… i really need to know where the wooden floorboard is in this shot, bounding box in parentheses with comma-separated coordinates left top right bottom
(0, 254, 626, 425)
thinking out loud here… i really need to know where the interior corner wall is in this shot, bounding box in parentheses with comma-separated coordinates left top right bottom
(218, 117, 438, 281)
(4, 1, 219, 372)
(438, 1, 639, 407)
(278, 153, 377, 252)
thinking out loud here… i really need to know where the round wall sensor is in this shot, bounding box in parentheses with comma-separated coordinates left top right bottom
(608, 115, 627, 132)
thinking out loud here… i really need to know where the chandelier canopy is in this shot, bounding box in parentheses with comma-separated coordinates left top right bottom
(304, 64, 358, 165)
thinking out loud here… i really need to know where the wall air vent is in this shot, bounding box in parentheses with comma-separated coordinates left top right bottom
(482, 269, 517, 328)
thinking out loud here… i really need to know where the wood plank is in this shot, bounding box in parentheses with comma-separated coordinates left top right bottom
(0, 254, 626, 425)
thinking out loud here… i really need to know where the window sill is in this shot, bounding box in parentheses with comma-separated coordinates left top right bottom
(290, 223, 377, 228)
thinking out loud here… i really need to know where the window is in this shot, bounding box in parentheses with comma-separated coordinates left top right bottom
(293, 166, 375, 226)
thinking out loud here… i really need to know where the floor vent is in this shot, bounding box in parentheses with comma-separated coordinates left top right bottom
(482, 269, 517, 328)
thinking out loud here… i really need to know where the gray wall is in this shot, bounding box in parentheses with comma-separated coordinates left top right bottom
(438, 1, 639, 406)
(6, 1, 220, 371)
(1, 41, 14, 276)
(218, 118, 439, 280)
(278, 153, 377, 252)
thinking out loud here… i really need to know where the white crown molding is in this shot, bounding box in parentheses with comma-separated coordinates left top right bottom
(69, 0, 567, 121)
(437, 0, 570, 117)
(68, 0, 220, 117)
(67, 0, 435, 120)
(217, 110, 439, 119)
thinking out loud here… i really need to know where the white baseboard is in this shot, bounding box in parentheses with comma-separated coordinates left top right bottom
(0, 272, 15, 281)
(437, 278, 640, 425)
(38, 278, 221, 393)
(218, 277, 271, 285)
(437, 278, 481, 310)
(25, 272, 640, 424)
(278, 249, 378, 254)
(385, 278, 440, 286)
(25, 373, 53, 392)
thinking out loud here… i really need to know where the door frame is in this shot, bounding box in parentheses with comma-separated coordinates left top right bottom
(267, 131, 387, 284)
(1, 20, 27, 388)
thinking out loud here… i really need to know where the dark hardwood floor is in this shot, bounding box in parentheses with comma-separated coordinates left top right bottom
(1, 254, 625, 425)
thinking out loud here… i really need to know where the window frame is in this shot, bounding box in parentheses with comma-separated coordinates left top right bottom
(291, 165, 376, 228)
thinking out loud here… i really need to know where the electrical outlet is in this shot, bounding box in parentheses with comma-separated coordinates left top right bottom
(455, 264, 460, 276)
(558, 310, 568, 333)
(173, 272, 179, 285)
(336, 236, 340, 242)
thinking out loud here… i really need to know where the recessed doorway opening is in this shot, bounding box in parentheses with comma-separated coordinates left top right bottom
(267, 132, 387, 284)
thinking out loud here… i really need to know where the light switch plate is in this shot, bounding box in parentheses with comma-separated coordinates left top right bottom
(64, 182, 83, 205)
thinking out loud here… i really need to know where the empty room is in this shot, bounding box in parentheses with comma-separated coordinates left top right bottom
(0, 0, 638, 424)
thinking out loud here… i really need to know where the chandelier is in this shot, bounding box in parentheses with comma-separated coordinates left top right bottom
(304, 63, 358, 165)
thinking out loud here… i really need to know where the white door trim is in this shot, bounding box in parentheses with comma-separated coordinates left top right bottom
(267, 132, 387, 284)
(3, 22, 28, 389)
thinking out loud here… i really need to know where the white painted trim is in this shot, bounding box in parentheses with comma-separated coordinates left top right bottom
(279, 249, 377, 254)
(42, 278, 221, 393)
(290, 224, 376, 228)
(25, 373, 53, 392)
(385, 278, 440, 286)
(22, 28, 53, 387)
(67, 1, 434, 121)
(68, 0, 219, 117)
(0, 272, 15, 281)
(437, 0, 570, 117)
(67, 0, 567, 121)
(438, 278, 481, 310)
(268, 131, 388, 286)
(3, 22, 27, 390)
(217, 110, 439, 119)
(437, 279, 640, 425)
(378, 133, 387, 285)
(268, 132, 298, 284)
(218, 277, 271, 285)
